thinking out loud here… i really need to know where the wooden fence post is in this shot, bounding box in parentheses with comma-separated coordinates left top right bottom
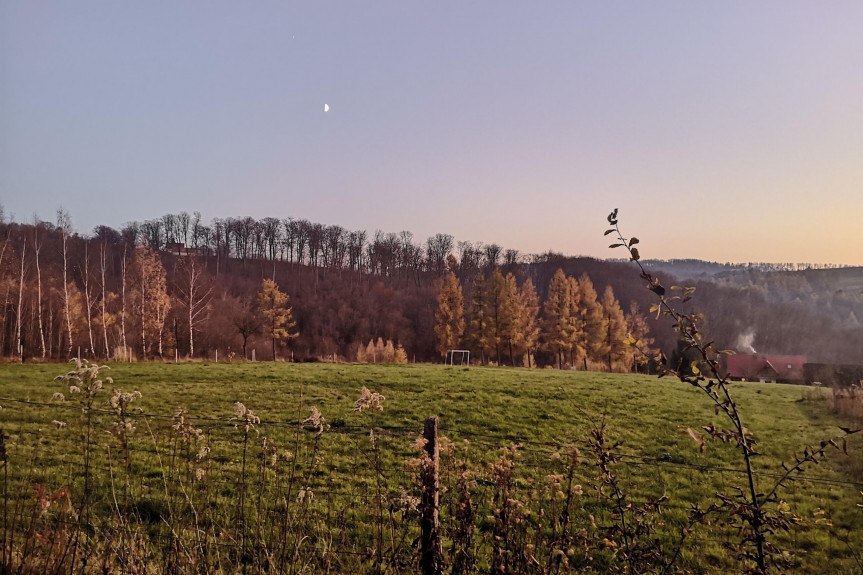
(420, 416, 441, 575)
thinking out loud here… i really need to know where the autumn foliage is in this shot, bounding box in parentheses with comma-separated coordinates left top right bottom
(3, 210, 860, 367)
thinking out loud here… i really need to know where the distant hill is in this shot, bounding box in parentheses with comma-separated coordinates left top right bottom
(612, 258, 863, 364)
(633, 258, 848, 280)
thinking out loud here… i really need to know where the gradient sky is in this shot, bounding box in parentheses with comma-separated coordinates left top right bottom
(2, 2, 862, 264)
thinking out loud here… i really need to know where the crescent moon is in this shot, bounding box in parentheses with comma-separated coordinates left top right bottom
(324, 104, 329, 112)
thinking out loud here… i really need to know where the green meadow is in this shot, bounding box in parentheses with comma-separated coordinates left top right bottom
(0, 361, 860, 573)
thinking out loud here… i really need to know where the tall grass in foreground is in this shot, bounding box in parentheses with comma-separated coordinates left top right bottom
(0, 359, 860, 574)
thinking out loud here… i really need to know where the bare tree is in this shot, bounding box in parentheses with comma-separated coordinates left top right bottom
(283, 218, 296, 262)
(348, 230, 367, 272)
(320, 225, 340, 270)
(33, 218, 46, 358)
(367, 231, 382, 275)
(327, 225, 347, 271)
(426, 233, 454, 276)
(194, 224, 212, 255)
(308, 223, 324, 267)
(231, 294, 262, 359)
(120, 244, 129, 360)
(80, 241, 96, 357)
(212, 218, 227, 275)
(100, 240, 111, 358)
(57, 208, 74, 357)
(503, 249, 521, 267)
(458, 241, 481, 278)
(191, 211, 203, 248)
(294, 219, 310, 265)
(15, 235, 26, 362)
(177, 211, 191, 246)
(0, 232, 9, 355)
(140, 219, 164, 250)
(161, 213, 178, 247)
(261, 217, 281, 261)
(484, 243, 503, 269)
(252, 219, 266, 260)
(234, 217, 255, 263)
(175, 255, 212, 358)
(120, 221, 140, 246)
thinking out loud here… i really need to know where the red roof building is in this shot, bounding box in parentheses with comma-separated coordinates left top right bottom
(724, 354, 806, 384)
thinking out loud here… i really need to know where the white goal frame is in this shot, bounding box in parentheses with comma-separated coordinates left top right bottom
(446, 349, 470, 366)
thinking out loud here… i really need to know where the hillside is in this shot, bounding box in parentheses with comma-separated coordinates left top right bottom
(636, 259, 863, 362)
(2, 215, 862, 366)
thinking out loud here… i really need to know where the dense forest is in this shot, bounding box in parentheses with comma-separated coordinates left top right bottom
(1, 209, 861, 367)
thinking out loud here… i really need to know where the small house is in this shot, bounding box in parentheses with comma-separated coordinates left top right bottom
(725, 354, 806, 384)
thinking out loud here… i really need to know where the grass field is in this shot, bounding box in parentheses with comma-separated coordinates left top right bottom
(0, 361, 861, 573)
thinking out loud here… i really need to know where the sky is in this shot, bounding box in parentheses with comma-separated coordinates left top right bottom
(2, 2, 863, 265)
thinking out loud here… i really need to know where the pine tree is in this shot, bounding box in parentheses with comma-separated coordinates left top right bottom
(394, 343, 408, 364)
(566, 276, 584, 367)
(467, 273, 494, 365)
(577, 273, 607, 370)
(517, 277, 541, 367)
(498, 272, 520, 365)
(625, 302, 657, 373)
(434, 271, 465, 358)
(488, 268, 508, 364)
(600, 285, 628, 372)
(383, 339, 395, 362)
(257, 279, 298, 361)
(543, 269, 574, 369)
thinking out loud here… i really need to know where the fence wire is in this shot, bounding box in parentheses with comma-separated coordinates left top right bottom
(0, 397, 860, 574)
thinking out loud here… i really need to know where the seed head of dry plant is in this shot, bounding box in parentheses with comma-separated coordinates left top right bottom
(54, 359, 111, 399)
(302, 406, 329, 436)
(109, 389, 142, 412)
(353, 386, 385, 412)
(233, 401, 260, 433)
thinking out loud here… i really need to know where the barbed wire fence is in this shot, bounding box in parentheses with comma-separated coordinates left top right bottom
(0, 397, 861, 573)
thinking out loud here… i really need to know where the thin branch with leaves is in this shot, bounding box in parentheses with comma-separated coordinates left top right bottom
(606, 208, 861, 574)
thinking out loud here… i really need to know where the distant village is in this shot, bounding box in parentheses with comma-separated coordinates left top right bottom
(724, 353, 863, 387)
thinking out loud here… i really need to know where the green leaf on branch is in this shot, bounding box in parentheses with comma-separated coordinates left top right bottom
(609, 243, 624, 249)
(630, 247, 640, 261)
(604, 229, 616, 236)
(629, 237, 639, 246)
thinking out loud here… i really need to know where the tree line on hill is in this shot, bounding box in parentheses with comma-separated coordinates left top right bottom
(1, 209, 861, 367)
